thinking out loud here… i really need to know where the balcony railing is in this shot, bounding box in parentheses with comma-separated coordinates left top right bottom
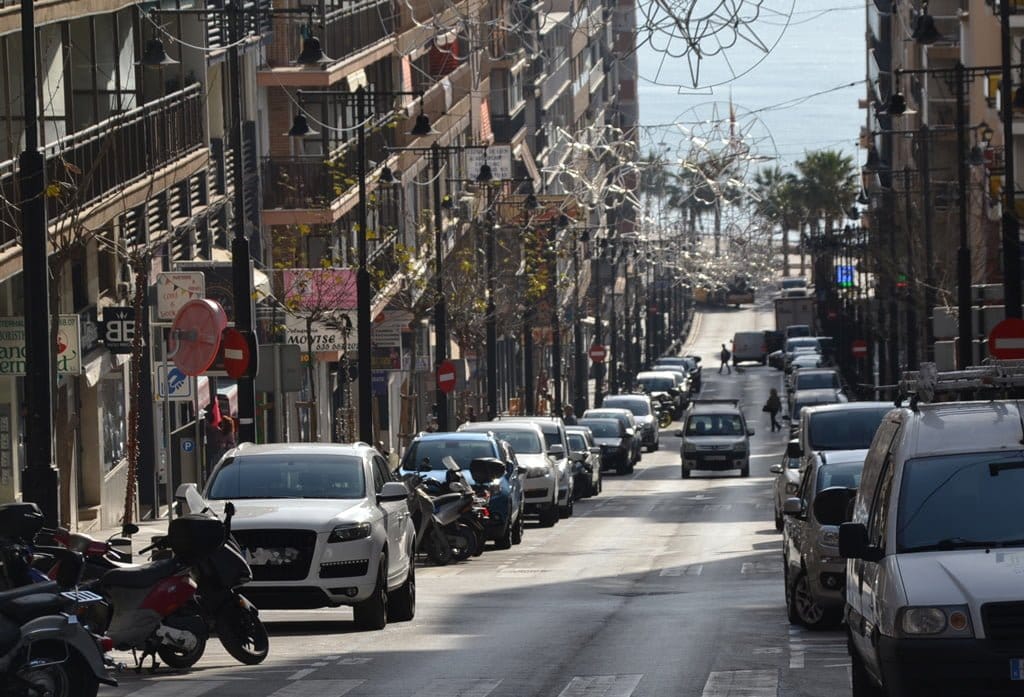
(0, 84, 205, 249)
(266, 0, 394, 68)
(204, 0, 273, 49)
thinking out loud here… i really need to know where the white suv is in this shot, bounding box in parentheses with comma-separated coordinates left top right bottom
(202, 442, 416, 630)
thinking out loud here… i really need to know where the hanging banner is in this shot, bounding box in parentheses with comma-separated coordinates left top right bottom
(0, 315, 82, 375)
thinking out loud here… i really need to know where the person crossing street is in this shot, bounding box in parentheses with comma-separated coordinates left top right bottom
(718, 343, 732, 374)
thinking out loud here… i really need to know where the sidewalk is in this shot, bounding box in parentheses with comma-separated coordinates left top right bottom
(93, 516, 170, 562)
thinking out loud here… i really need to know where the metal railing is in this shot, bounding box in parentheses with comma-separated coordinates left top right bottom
(0, 84, 205, 248)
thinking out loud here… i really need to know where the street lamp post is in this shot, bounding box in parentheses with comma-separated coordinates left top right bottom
(19, 0, 58, 524)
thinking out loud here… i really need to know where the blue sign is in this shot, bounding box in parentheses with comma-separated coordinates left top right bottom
(181, 438, 195, 453)
(836, 265, 855, 288)
(372, 370, 388, 395)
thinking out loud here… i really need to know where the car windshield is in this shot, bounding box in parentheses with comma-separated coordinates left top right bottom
(796, 372, 840, 390)
(807, 407, 889, 450)
(486, 430, 543, 454)
(586, 411, 630, 427)
(405, 440, 496, 470)
(578, 420, 620, 437)
(567, 433, 587, 451)
(637, 377, 675, 392)
(816, 462, 862, 492)
(897, 451, 1024, 552)
(786, 338, 819, 352)
(604, 398, 650, 416)
(685, 414, 743, 436)
(207, 455, 365, 500)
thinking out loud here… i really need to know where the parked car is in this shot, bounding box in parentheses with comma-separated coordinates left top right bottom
(635, 369, 688, 416)
(600, 394, 660, 451)
(204, 442, 416, 629)
(782, 450, 866, 629)
(578, 417, 633, 474)
(493, 416, 574, 518)
(790, 401, 893, 474)
(786, 367, 846, 401)
(654, 355, 702, 392)
(786, 388, 848, 436)
(565, 426, 602, 497)
(676, 399, 754, 478)
(770, 439, 802, 531)
(402, 431, 527, 546)
(829, 397, 1024, 697)
(732, 331, 768, 365)
(583, 408, 642, 465)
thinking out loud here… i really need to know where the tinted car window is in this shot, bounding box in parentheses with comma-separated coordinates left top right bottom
(405, 440, 496, 470)
(685, 414, 743, 436)
(578, 419, 621, 437)
(207, 455, 365, 499)
(807, 407, 889, 450)
(567, 433, 587, 451)
(636, 377, 675, 392)
(897, 451, 1024, 552)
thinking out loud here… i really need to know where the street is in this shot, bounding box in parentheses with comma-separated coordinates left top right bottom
(100, 298, 851, 697)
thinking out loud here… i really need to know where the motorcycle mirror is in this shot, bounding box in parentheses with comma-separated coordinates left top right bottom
(121, 522, 139, 537)
(224, 501, 236, 517)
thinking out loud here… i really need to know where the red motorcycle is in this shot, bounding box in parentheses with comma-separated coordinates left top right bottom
(38, 502, 267, 671)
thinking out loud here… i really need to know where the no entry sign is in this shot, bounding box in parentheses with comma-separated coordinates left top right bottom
(988, 318, 1024, 360)
(851, 339, 868, 359)
(437, 360, 457, 394)
(589, 344, 607, 363)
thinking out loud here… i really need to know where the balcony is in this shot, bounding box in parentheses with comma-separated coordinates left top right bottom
(264, 0, 394, 69)
(203, 0, 272, 50)
(0, 84, 205, 249)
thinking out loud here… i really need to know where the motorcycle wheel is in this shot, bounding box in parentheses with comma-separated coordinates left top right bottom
(215, 596, 269, 665)
(18, 650, 98, 697)
(659, 412, 672, 428)
(157, 604, 208, 669)
(470, 524, 485, 557)
(425, 529, 452, 565)
(450, 525, 475, 562)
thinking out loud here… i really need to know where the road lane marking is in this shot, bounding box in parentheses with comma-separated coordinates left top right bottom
(412, 678, 501, 697)
(701, 670, 777, 696)
(740, 561, 779, 574)
(556, 674, 643, 697)
(288, 669, 316, 681)
(270, 680, 363, 697)
(659, 564, 703, 577)
(336, 657, 373, 665)
(124, 682, 226, 697)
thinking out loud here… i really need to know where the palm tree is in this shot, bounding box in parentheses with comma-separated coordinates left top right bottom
(751, 166, 802, 277)
(795, 150, 858, 285)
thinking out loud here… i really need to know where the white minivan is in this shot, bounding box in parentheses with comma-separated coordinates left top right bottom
(821, 399, 1024, 697)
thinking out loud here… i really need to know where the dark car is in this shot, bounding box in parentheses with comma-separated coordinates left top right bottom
(565, 426, 602, 498)
(578, 417, 632, 474)
(583, 408, 641, 466)
(398, 432, 524, 549)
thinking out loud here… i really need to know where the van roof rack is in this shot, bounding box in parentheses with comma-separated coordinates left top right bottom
(898, 360, 1024, 408)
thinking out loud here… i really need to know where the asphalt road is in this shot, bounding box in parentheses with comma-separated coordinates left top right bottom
(100, 298, 851, 697)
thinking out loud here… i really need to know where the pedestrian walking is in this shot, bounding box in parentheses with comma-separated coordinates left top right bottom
(562, 404, 578, 425)
(718, 344, 732, 374)
(764, 388, 783, 432)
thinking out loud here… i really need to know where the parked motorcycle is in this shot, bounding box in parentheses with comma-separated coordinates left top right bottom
(399, 472, 453, 565)
(34, 495, 268, 671)
(0, 502, 117, 697)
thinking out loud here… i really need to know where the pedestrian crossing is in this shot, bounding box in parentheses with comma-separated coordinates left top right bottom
(109, 671, 782, 697)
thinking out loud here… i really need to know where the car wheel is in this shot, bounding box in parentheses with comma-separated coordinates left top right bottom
(511, 510, 524, 545)
(494, 519, 513, 550)
(740, 465, 750, 478)
(791, 570, 840, 629)
(353, 555, 388, 630)
(387, 560, 415, 622)
(651, 440, 659, 452)
(616, 462, 629, 475)
(774, 506, 784, 532)
(539, 504, 559, 527)
(560, 496, 574, 519)
(851, 647, 883, 697)
(594, 473, 602, 497)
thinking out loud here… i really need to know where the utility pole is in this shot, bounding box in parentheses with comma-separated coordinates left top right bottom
(999, 0, 1021, 318)
(485, 186, 497, 420)
(431, 144, 449, 429)
(19, 0, 58, 524)
(956, 62, 972, 370)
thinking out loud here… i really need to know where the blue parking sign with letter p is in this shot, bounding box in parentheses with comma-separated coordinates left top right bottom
(1011, 658, 1023, 680)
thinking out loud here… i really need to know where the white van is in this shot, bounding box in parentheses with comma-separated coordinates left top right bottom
(821, 396, 1024, 696)
(731, 331, 767, 365)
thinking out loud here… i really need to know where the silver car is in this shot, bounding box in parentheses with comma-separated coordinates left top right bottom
(676, 399, 753, 478)
(770, 439, 801, 531)
(781, 450, 865, 629)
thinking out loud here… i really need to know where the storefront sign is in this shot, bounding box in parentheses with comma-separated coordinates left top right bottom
(102, 307, 137, 354)
(155, 272, 205, 321)
(0, 315, 82, 375)
(371, 310, 413, 348)
(284, 313, 358, 352)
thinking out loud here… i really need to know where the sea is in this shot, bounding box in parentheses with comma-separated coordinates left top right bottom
(634, 0, 866, 173)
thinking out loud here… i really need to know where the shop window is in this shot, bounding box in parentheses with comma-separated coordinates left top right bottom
(100, 375, 127, 473)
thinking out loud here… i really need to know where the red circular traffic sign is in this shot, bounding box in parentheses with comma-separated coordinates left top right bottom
(222, 328, 252, 379)
(851, 339, 868, 359)
(988, 318, 1024, 360)
(437, 360, 457, 394)
(169, 299, 228, 376)
(589, 344, 607, 363)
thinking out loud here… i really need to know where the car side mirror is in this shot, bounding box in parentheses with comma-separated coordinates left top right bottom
(786, 441, 802, 458)
(813, 486, 857, 526)
(838, 522, 883, 561)
(769, 463, 784, 474)
(625, 428, 635, 437)
(547, 444, 565, 458)
(782, 497, 804, 517)
(674, 429, 683, 437)
(747, 427, 755, 436)
(378, 481, 409, 503)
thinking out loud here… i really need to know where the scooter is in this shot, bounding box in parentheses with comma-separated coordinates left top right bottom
(0, 503, 117, 697)
(399, 472, 452, 565)
(413, 462, 478, 563)
(36, 497, 268, 672)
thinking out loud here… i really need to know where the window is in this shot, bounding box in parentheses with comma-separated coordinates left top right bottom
(807, 407, 890, 451)
(100, 375, 127, 473)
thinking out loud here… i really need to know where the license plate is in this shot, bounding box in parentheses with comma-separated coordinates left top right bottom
(1011, 658, 1024, 680)
(704, 455, 727, 462)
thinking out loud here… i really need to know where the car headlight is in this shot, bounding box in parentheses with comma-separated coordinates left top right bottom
(897, 606, 973, 638)
(328, 522, 372, 543)
(735, 442, 747, 453)
(683, 443, 697, 453)
(785, 482, 800, 495)
(819, 529, 840, 546)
